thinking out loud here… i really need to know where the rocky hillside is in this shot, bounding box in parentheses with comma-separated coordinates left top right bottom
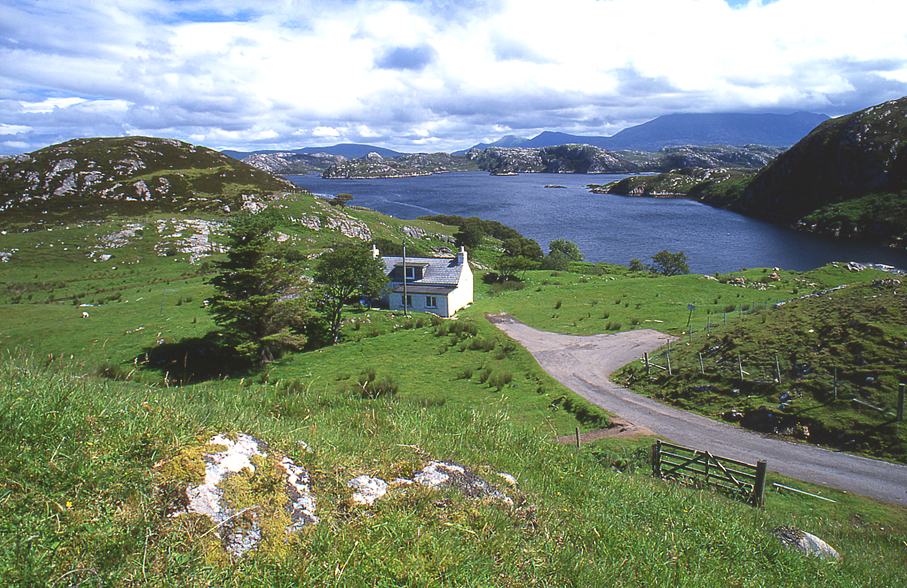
(242, 152, 347, 175)
(241, 142, 782, 179)
(321, 151, 479, 178)
(465, 144, 781, 176)
(0, 137, 296, 227)
(735, 97, 907, 238)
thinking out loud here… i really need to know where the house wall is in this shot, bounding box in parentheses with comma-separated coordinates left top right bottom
(387, 291, 451, 317)
(447, 265, 473, 315)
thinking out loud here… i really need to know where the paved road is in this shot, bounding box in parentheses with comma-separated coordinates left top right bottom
(489, 313, 907, 505)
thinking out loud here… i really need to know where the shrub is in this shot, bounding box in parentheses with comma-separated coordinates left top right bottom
(554, 300, 562, 309)
(488, 371, 513, 390)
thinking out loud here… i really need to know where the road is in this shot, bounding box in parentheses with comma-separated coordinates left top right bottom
(489, 313, 907, 504)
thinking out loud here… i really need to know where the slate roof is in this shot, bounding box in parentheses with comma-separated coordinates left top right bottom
(381, 255, 465, 286)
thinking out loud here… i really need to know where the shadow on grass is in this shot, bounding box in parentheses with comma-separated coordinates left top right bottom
(135, 334, 252, 385)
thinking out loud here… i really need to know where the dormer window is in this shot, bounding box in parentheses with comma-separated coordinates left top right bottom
(405, 266, 415, 280)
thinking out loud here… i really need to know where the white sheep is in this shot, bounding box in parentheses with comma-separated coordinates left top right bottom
(81, 311, 89, 318)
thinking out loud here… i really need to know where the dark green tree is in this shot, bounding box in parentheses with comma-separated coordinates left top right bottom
(455, 224, 486, 249)
(313, 242, 389, 344)
(540, 250, 569, 271)
(329, 193, 353, 209)
(502, 237, 543, 261)
(208, 210, 311, 364)
(549, 238, 583, 262)
(649, 250, 690, 276)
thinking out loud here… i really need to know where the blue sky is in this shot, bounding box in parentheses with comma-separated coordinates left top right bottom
(1, 0, 905, 155)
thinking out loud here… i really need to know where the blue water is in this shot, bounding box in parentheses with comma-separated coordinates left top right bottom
(287, 171, 907, 275)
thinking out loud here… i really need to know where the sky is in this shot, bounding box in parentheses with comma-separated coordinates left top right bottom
(1, 0, 906, 156)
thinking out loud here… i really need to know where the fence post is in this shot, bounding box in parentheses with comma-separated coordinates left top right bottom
(575, 427, 581, 448)
(738, 355, 744, 381)
(652, 440, 662, 478)
(897, 383, 904, 437)
(699, 352, 704, 374)
(754, 460, 768, 507)
(834, 366, 838, 400)
(775, 353, 781, 385)
(645, 352, 650, 376)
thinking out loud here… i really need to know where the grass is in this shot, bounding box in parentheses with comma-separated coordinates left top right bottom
(2, 351, 905, 586)
(2, 170, 907, 584)
(614, 275, 907, 464)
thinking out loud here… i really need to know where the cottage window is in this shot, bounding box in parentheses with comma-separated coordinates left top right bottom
(405, 294, 413, 307)
(405, 266, 415, 280)
(426, 295, 437, 308)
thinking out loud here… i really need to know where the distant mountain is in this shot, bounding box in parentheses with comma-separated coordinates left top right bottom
(462, 112, 830, 153)
(224, 144, 402, 161)
(0, 137, 295, 226)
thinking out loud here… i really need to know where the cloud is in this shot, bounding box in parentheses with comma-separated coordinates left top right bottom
(0, 0, 905, 154)
(374, 44, 439, 71)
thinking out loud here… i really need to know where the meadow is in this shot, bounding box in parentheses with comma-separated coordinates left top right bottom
(1, 195, 906, 586)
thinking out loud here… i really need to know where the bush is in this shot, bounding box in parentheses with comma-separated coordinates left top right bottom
(488, 371, 513, 390)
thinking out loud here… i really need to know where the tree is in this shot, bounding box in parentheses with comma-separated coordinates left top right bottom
(549, 238, 583, 262)
(455, 224, 486, 249)
(494, 254, 536, 280)
(329, 193, 353, 209)
(628, 258, 646, 272)
(208, 210, 311, 364)
(502, 237, 543, 261)
(649, 250, 690, 276)
(540, 250, 569, 271)
(313, 242, 389, 344)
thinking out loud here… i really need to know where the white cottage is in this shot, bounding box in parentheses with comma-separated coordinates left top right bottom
(374, 245, 473, 317)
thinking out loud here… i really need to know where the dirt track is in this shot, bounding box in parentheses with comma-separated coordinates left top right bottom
(489, 313, 907, 504)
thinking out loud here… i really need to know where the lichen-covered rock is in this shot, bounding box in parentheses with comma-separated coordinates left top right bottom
(168, 433, 318, 561)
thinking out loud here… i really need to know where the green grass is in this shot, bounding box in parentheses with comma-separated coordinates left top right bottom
(614, 277, 907, 463)
(3, 181, 907, 585)
(2, 351, 905, 586)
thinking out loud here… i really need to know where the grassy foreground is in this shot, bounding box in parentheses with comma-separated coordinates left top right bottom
(2, 350, 906, 587)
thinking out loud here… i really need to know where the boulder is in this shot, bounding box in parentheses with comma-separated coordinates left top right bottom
(770, 526, 840, 560)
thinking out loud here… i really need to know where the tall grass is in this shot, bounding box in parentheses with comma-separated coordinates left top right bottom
(1, 350, 905, 586)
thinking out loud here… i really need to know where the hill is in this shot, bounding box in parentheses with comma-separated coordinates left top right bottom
(0, 137, 296, 227)
(592, 97, 907, 245)
(461, 112, 829, 153)
(736, 97, 907, 241)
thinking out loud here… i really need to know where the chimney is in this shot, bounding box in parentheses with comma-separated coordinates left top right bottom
(457, 246, 467, 265)
(371, 244, 380, 258)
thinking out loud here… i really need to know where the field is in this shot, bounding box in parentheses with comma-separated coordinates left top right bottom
(1, 190, 906, 586)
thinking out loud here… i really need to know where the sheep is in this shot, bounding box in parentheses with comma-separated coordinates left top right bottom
(81, 311, 89, 318)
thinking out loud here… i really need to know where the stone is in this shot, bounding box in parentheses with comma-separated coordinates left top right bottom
(770, 526, 840, 560)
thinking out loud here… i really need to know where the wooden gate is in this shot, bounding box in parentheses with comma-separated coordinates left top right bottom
(652, 440, 767, 507)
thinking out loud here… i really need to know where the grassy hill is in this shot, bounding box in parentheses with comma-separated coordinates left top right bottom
(0, 137, 296, 227)
(1, 137, 906, 585)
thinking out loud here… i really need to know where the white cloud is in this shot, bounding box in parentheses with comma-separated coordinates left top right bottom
(0, 0, 905, 154)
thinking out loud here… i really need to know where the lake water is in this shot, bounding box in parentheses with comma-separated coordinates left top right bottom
(287, 171, 907, 275)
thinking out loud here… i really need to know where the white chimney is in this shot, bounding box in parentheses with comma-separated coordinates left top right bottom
(457, 246, 467, 265)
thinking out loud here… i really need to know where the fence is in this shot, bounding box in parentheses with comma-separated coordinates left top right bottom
(652, 440, 767, 507)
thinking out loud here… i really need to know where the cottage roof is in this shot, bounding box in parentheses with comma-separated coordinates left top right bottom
(381, 255, 465, 286)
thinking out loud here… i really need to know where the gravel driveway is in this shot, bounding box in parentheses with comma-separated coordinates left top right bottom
(489, 313, 907, 504)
